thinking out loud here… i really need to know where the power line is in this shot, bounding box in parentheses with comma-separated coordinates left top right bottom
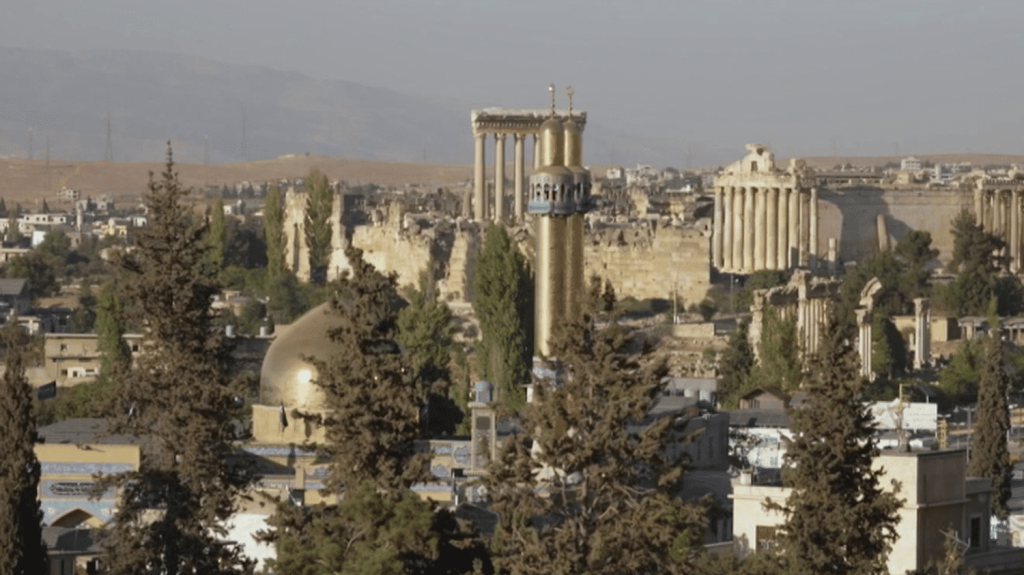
(104, 112, 114, 162)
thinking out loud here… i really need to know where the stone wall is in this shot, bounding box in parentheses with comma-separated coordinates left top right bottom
(440, 229, 481, 302)
(818, 187, 972, 265)
(584, 222, 711, 304)
(282, 187, 352, 282)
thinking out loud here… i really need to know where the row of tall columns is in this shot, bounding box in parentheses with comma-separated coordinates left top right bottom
(977, 188, 1024, 272)
(472, 132, 535, 224)
(713, 186, 817, 274)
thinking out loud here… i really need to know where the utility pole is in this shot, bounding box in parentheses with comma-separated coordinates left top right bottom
(104, 112, 114, 162)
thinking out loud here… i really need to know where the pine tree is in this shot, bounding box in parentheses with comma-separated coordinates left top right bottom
(942, 209, 1008, 316)
(472, 224, 532, 414)
(40, 199, 49, 214)
(717, 319, 754, 408)
(262, 247, 488, 574)
(0, 327, 47, 574)
(304, 168, 333, 283)
(769, 318, 902, 575)
(99, 144, 256, 575)
(967, 328, 1012, 519)
(206, 197, 227, 271)
(263, 182, 285, 279)
(871, 315, 907, 380)
(0, 197, 8, 218)
(484, 316, 708, 575)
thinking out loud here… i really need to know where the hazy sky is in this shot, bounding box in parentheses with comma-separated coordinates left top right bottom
(4, 0, 1024, 163)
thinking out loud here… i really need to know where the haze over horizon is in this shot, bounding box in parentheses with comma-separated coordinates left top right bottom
(2, 1, 1023, 166)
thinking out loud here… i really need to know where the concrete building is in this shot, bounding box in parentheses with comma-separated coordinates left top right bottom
(731, 448, 1024, 574)
(712, 144, 819, 274)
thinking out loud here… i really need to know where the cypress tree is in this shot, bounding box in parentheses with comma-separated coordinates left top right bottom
(471, 223, 532, 414)
(96, 280, 131, 379)
(100, 144, 256, 574)
(263, 182, 285, 279)
(206, 197, 227, 271)
(770, 318, 902, 575)
(484, 316, 707, 575)
(749, 307, 801, 391)
(0, 327, 47, 574)
(967, 328, 1012, 519)
(942, 209, 1008, 316)
(304, 168, 333, 283)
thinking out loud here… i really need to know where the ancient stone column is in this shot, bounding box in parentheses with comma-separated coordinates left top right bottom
(975, 187, 985, 227)
(713, 187, 724, 269)
(533, 134, 541, 170)
(809, 187, 819, 265)
(788, 188, 799, 268)
(914, 298, 930, 370)
(743, 187, 755, 272)
(732, 187, 744, 271)
(856, 309, 873, 379)
(992, 192, 1002, 236)
(766, 187, 778, 270)
(798, 191, 808, 267)
(494, 133, 506, 223)
(723, 187, 734, 271)
(514, 133, 526, 222)
(777, 187, 788, 269)
(754, 188, 766, 271)
(473, 131, 486, 222)
(1012, 190, 1020, 272)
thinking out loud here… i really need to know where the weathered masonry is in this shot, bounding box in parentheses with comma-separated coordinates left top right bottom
(469, 107, 586, 224)
(712, 144, 819, 274)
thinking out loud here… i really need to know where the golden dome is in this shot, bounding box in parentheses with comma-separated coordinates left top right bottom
(259, 302, 339, 410)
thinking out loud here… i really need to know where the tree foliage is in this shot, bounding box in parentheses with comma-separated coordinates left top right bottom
(749, 307, 801, 392)
(0, 327, 47, 575)
(397, 273, 463, 436)
(97, 279, 131, 380)
(733, 270, 787, 313)
(205, 197, 227, 271)
(263, 247, 488, 574)
(471, 224, 532, 414)
(871, 315, 907, 381)
(100, 145, 256, 575)
(769, 318, 902, 575)
(483, 317, 707, 575)
(967, 329, 1012, 519)
(940, 209, 1023, 316)
(304, 168, 333, 283)
(716, 320, 755, 409)
(264, 182, 286, 279)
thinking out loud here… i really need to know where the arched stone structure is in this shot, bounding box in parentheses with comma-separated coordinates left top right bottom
(51, 508, 105, 529)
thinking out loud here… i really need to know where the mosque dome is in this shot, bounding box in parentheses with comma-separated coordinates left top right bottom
(259, 302, 340, 411)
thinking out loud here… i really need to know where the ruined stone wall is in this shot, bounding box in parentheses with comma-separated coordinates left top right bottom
(818, 188, 972, 265)
(351, 216, 433, 291)
(282, 187, 352, 282)
(584, 223, 710, 304)
(440, 229, 481, 302)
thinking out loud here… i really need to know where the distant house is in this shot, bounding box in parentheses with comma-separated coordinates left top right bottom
(0, 278, 32, 314)
(738, 387, 789, 411)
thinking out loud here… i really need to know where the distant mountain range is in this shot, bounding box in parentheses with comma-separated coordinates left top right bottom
(0, 46, 697, 167)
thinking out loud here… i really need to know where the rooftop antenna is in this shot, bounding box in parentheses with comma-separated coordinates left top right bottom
(565, 85, 574, 118)
(548, 83, 556, 117)
(104, 112, 113, 162)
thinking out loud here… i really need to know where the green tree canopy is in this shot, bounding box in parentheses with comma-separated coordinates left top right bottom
(940, 209, 1023, 316)
(0, 327, 47, 574)
(471, 223, 532, 414)
(967, 329, 1012, 519)
(769, 318, 902, 575)
(304, 168, 333, 283)
(264, 182, 286, 279)
(100, 145, 256, 574)
(716, 319, 755, 409)
(483, 317, 708, 575)
(749, 307, 801, 392)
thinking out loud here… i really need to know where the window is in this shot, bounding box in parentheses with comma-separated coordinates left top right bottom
(60, 344, 68, 351)
(970, 516, 981, 548)
(756, 525, 778, 551)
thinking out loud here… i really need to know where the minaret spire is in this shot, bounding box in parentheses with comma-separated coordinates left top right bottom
(548, 83, 557, 117)
(565, 86, 574, 118)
